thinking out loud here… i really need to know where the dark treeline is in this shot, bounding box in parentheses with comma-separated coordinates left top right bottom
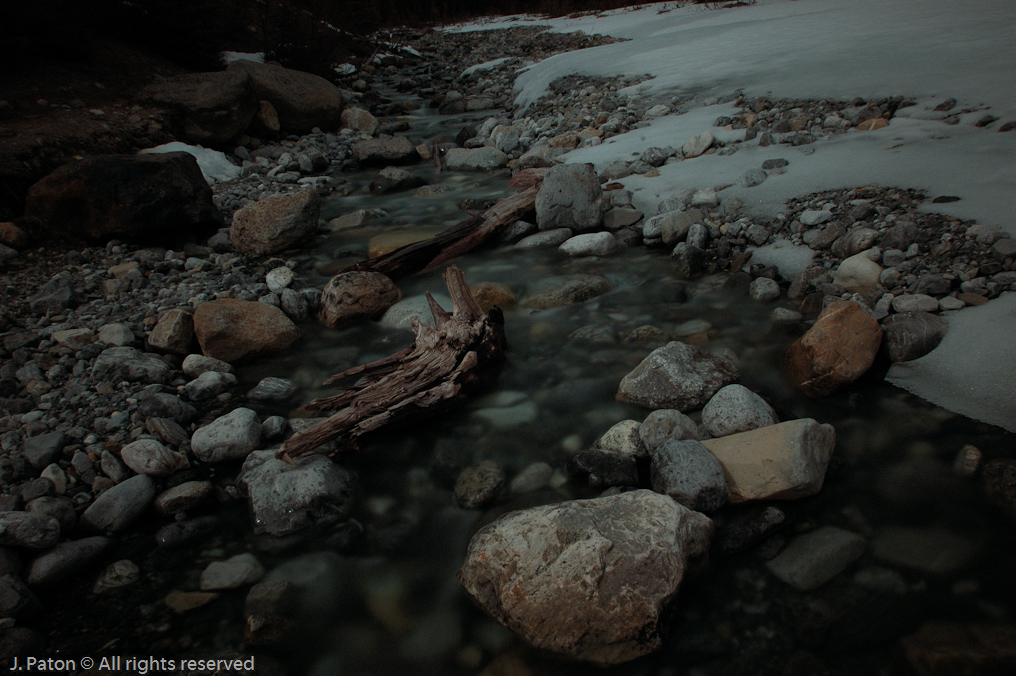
(2, 0, 714, 74)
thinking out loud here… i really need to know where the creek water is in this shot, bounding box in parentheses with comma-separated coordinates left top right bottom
(45, 89, 1016, 676)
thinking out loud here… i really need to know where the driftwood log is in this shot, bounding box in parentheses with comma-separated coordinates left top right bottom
(278, 266, 507, 461)
(346, 184, 539, 282)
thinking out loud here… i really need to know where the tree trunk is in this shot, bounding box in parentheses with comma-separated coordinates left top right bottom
(278, 265, 507, 461)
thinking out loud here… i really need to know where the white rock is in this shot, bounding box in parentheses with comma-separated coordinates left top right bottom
(800, 209, 834, 226)
(682, 131, 714, 158)
(266, 266, 294, 293)
(559, 232, 617, 257)
(749, 277, 780, 302)
(596, 420, 648, 457)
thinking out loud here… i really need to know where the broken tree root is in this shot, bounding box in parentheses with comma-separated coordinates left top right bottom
(277, 266, 508, 461)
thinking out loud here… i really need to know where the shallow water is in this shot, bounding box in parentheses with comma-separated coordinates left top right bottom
(44, 87, 1016, 676)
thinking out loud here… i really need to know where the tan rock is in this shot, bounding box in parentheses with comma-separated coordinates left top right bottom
(165, 591, 219, 613)
(193, 299, 300, 363)
(367, 229, 438, 258)
(109, 261, 139, 279)
(148, 308, 194, 355)
(785, 300, 882, 396)
(256, 100, 280, 134)
(230, 189, 320, 255)
(857, 117, 889, 131)
(318, 271, 402, 327)
(471, 282, 517, 312)
(702, 418, 835, 503)
(52, 328, 94, 350)
(341, 107, 378, 135)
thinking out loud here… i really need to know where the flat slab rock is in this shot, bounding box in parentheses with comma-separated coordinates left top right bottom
(458, 489, 713, 666)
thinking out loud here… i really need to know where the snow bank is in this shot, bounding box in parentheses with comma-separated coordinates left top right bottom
(887, 293, 1016, 433)
(139, 142, 241, 184)
(220, 51, 265, 66)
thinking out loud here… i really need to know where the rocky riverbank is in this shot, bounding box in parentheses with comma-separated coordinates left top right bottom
(1, 16, 1015, 675)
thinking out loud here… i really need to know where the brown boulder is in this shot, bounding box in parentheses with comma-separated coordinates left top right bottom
(785, 301, 882, 396)
(193, 299, 300, 363)
(141, 70, 257, 145)
(458, 490, 713, 665)
(230, 189, 319, 255)
(24, 154, 222, 242)
(228, 61, 344, 133)
(318, 271, 402, 327)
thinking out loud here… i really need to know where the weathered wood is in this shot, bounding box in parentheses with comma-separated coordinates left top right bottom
(346, 184, 539, 281)
(278, 265, 507, 461)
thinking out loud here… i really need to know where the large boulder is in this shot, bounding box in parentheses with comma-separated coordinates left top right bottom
(193, 299, 300, 363)
(238, 451, 356, 537)
(880, 311, 949, 362)
(227, 61, 344, 133)
(230, 189, 319, 255)
(617, 341, 739, 411)
(535, 163, 603, 232)
(785, 300, 882, 396)
(458, 490, 713, 665)
(702, 418, 836, 503)
(141, 70, 257, 145)
(24, 154, 222, 241)
(318, 271, 401, 327)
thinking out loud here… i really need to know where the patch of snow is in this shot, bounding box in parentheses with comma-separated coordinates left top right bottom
(334, 63, 357, 76)
(887, 293, 1016, 433)
(462, 57, 511, 78)
(139, 142, 241, 184)
(746, 239, 816, 281)
(220, 51, 264, 66)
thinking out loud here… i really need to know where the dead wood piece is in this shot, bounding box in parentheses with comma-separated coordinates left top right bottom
(347, 184, 539, 281)
(278, 266, 507, 461)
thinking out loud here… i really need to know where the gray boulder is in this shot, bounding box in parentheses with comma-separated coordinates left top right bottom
(651, 439, 728, 512)
(80, 475, 155, 534)
(458, 490, 713, 665)
(535, 164, 603, 232)
(92, 346, 172, 385)
(617, 341, 739, 411)
(701, 384, 779, 438)
(190, 408, 262, 463)
(880, 311, 949, 362)
(0, 512, 61, 550)
(238, 451, 356, 537)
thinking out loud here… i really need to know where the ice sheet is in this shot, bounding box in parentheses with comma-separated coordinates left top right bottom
(139, 142, 241, 184)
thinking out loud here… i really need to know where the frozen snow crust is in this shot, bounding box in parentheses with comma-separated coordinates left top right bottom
(445, 0, 1016, 430)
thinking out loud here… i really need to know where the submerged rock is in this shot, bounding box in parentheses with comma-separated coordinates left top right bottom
(238, 451, 356, 537)
(766, 526, 866, 591)
(458, 490, 713, 665)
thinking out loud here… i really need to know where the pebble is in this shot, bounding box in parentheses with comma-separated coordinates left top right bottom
(93, 560, 141, 594)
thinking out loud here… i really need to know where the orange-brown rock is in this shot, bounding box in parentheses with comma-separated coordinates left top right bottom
(785, 300, 882, 396)
(471, 282, 517, 312)
(193, 299, 300, 363)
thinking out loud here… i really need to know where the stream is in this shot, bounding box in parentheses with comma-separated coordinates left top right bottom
(43, 82, 1016, 676)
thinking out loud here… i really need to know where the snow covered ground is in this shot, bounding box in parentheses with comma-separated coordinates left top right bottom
(449, 0, 1016, 431)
